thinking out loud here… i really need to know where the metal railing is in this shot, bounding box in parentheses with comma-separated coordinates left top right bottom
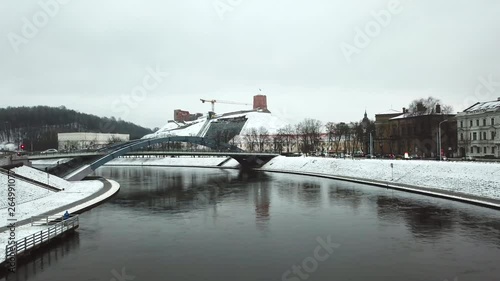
(5, 215, 79, 260)
(30, 215, 73, 226)
(0, 168, 61, 192)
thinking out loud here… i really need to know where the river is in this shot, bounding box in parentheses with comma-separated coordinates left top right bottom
(5, 166, 500, 281)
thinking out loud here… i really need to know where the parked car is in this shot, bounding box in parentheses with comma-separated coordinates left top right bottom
(41, 149, 58, 154)
(15, 150, 27, 156)
(462, 156, 475, 161)
(435, 156, 448, 161)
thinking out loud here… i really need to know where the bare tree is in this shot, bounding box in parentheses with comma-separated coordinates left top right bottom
(333, 122, 349, 154)
(297, 119, 322, 155)
(277, 124, 296, 153)
(257, 126, 270, 152)
(408, 96, 454, 116)
(243, 128, 258, 152)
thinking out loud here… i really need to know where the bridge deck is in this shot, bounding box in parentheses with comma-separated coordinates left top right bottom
(28, 151, 279, 160)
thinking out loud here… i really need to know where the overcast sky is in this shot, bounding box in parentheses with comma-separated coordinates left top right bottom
(1, 0, 499, 129)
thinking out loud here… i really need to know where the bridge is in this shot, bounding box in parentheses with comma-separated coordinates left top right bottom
(25, 136, 278, 181)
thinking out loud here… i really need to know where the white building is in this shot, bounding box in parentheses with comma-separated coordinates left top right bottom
(58, 133, 129, 151)
(456, 98, 500, 158)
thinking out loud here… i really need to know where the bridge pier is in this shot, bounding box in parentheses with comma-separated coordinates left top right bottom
(232, 155, 276, 170)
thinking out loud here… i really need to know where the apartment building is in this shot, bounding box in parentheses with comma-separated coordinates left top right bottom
(456, 98, 500, 158)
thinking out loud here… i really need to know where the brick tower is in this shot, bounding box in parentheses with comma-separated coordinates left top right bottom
(253, 95, 268, 112)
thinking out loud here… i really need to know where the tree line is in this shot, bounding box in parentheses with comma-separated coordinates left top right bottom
(239, 118, 376, 156)
(238, 96, 452, 155)
(0, 106, 153, 151)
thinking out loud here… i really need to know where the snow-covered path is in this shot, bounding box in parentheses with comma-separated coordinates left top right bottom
(0, 166, 111, 264)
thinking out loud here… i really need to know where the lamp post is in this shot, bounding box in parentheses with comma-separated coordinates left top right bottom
(370, 131, 373, 156)
(438, 119, 448, 161)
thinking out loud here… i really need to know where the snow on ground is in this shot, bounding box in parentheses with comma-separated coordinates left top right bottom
(156, 121, 184, 133)
(0, 172, 53, 208)
(239, 111, 288, 134)
(12, 166, 72, 190)
(0, 166, 108, 263)
(106, 156, 234, 167)
(0, 180, 103, 228)
(30, 158, 72, 165)
(143, 118, 206, 138)
(30, 158, 72, 170)
(262, 156, 500, 200)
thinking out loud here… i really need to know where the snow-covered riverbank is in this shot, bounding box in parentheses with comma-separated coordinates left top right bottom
(261, 156, 500, 200)
(102, 155, 500, 201)
(0, 168, 103, 227)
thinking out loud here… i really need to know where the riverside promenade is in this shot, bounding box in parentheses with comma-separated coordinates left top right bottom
(0, 171, 120, 272)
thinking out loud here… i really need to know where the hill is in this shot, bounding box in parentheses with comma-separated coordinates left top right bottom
(0, 106, 153, 151)
(143, 110, 288, 139)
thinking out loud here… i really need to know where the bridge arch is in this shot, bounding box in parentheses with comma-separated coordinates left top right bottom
(90, 136, 242, 170)
(65, 136, 277, 181)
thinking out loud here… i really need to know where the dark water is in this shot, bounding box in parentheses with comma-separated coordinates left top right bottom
(5, 167, 500, 281)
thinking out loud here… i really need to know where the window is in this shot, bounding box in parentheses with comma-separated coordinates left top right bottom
(480, 132, 482, 140)
(470, 120, 473, 127)
(460, 121, 463, 128)
(484, 132, 487, 140)
(484, 147, 487, 154)
(476, 147, 480, 153)
(473, 132, 477, 140)
(476, 120, 480, 126)
(492, 118, 495, 126)
(471, 147, 474, 153)
(460, 133, 464, 141)
(483, 119, 487, 126)
(493, 131, 497, 140)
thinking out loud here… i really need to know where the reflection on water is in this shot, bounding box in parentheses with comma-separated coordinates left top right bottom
(6, 167, 500, 281)
(1, 232, 80, 281)
(376, 195, 500, 245)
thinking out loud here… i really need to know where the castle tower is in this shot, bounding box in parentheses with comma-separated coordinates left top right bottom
(253, 95, 268, 111)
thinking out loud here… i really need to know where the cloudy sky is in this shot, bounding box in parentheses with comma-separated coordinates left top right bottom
(1, 0, 499, 129)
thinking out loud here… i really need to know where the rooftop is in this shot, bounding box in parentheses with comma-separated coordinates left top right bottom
(376, 109, 402, 115)
(390, 112, 456, 120)
(462, 99, 500, 114)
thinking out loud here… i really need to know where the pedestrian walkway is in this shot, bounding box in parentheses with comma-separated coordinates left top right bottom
(0, 178, 113, 233)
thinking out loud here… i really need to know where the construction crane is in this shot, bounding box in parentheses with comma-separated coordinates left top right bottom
(200, 99, 252, 112)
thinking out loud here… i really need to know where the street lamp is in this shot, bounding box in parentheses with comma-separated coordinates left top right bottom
(438, 119, 448, 161)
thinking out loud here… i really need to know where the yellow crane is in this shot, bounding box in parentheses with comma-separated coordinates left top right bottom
(200, 99, 252, 112)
